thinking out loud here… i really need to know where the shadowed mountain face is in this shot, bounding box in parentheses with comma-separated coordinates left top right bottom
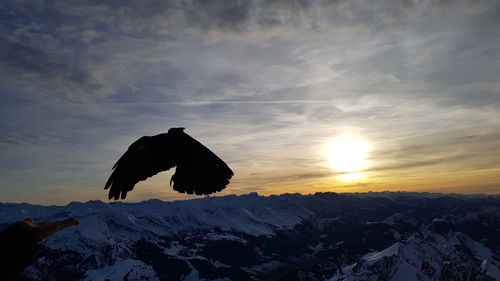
(1, 192, 499, 281)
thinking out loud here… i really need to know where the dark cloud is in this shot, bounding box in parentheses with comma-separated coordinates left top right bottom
(369, 154, 477, 172)
(184, 0, 251, 31)
(0, 137, 22, 145)
(3, 0, 499, 39)
(369, 126, 500, 175)
(0, 32, 90, 84)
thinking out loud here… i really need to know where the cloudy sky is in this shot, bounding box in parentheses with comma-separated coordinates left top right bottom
(1, 0, 499, 205)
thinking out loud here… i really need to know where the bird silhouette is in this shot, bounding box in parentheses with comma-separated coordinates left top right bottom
(105, 128, 233, 200)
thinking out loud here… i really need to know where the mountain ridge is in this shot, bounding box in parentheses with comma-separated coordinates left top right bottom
(1, 192, 499, 281)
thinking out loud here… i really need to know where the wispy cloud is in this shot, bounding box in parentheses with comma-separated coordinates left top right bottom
(0, 136, 22, 145)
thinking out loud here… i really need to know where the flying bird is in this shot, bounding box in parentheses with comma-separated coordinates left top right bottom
(105, 128, 233, 200)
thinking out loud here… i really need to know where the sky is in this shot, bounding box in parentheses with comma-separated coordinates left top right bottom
(1, 0, 499, 205)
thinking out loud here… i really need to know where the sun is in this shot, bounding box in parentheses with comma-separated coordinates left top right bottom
(323, 135, 371, 176)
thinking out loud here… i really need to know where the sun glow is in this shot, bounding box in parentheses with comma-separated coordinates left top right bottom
(323, 136, 371, 179)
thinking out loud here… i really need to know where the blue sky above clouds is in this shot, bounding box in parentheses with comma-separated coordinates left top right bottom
(1, 0, 500, 204)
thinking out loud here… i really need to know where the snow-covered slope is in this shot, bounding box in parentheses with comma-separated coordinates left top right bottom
(0, 193, 310, 237)
(0, 192, 499, 281)
(328, 232, 500, 281)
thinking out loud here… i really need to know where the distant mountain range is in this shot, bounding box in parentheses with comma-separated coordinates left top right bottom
(1, 192, 499, 281)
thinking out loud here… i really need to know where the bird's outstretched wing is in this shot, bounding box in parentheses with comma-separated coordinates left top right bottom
(104, 129, 233, 200)
(171, 132, 234, 195)
(105, 135, 175, 200)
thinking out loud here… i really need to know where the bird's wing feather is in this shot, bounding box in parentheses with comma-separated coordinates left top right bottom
(171, 132, 233, 195)
(104, 135, 175, 200)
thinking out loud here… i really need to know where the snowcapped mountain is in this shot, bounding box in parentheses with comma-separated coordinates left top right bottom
(328, 232, 500, 281)
(0, 192, 499, 281)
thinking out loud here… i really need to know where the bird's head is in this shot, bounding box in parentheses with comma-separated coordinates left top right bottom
(168, 127, 185, 134)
